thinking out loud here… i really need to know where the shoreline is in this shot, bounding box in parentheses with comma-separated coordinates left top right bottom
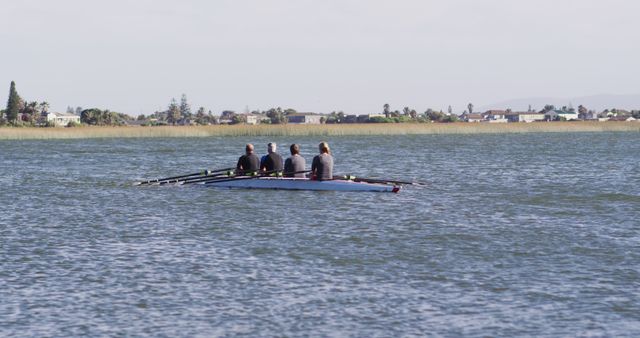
(1, 122, 638, 140)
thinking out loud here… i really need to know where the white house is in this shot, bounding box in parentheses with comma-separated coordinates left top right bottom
(464, 113, 485, 122)
(238, 114, 262, 125)
(46, 112, 81, 126)
(505, 112, 546, 123)
(545, 110, 579, 121)
(483, 110, 508, 123)
(609, 116, 637, 122)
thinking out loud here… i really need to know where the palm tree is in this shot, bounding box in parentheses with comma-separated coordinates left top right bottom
(383, 103, 390, 118)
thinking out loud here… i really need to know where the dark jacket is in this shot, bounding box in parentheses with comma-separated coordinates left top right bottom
(262, 152, 284, 172)
(236, 153, 260, 174)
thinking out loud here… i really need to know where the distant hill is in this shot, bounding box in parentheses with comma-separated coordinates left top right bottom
(481, 94, 640, 112)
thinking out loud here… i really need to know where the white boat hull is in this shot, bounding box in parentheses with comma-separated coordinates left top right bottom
(203, 177, 400, 193)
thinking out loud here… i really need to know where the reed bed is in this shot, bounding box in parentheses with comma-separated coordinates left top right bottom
(1, 122, 638, 140)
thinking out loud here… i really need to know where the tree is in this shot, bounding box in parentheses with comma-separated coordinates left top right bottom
(448, 105, 453, 115)
(231, 114, 246, 124)
(5, 81, 21, 122)
(410, 109, 417, 119)
(578, 105, 588, 120)
(467, 103, 474, 115)
(81, 109, 100, 125)
(543, 104, 556, 112)
(80, 108, 128, 125)
(443, 115, 458, 123)
(383, 103, 390, 118)
(19, 101, 40, 124)
(403, 107, 410, 116)
(194, 107, 214, 125)
(179, 94, 191, 118)
(38, 102, 49, 114)
(266, 108, 286, 124)
(426, 109, 445, 122)
(167, 98, 181, 125)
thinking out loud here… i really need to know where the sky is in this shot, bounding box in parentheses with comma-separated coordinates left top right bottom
(1, 0, 639, 115)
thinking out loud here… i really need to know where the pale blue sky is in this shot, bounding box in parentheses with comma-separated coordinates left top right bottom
(1, 0, 639, 115)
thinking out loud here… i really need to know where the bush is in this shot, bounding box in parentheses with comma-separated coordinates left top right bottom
(442, 115, 459, 123)
(66, 121, 80, 127)
(368, 117, 394, 123)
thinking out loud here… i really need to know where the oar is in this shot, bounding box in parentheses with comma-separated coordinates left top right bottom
(178, 171, 239, 185)
(136, 167, 234, 186)
(159, 170, 233, 185)
(195, 170, 311, 185)
(334, 175, 426, 186)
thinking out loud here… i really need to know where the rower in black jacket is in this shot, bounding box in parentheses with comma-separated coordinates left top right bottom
(236, 143, 260, 175)
(260, 142, 284, 172)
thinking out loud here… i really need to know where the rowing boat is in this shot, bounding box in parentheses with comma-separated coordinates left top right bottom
(202, 177, 401, 193)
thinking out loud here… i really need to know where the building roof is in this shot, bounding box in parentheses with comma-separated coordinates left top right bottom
(506, 112, 545, 115)
(287, 112, 319, 116)
(466, 113, 484, 119)
(483, 110, 507, 115)
(48, 112, 79, 117)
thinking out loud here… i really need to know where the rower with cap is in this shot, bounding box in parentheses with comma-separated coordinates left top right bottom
(284, 144, 306, 178)
(236, 143, 260, 175)
(260, 142, 284, 172)
(311, 141, 333, 181)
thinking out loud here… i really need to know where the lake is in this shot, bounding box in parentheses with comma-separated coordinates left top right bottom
(1, 133, 639, 336)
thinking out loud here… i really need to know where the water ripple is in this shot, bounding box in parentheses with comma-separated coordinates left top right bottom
(1, 133, 639, 336)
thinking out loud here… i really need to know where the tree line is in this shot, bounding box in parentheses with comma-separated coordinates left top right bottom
(3, 81, 639, 126)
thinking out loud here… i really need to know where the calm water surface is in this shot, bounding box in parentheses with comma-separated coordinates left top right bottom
(1, 133, 639, 337)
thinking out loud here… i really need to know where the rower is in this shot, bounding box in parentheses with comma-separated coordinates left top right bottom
(311, 141, 333, 181)
(284, 144, 306, 178)
(260, 142, 284, 172)
(236, 143, 260, 175)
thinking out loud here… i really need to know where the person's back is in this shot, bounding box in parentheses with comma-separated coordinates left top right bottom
(284, 144, 306, 177)
(312, 143, 333, 181)
(263, 152, 284, 171)
(236, 144, 260, 175)
(261, 142, 284, 172)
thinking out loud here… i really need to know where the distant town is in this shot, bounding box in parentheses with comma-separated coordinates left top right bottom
(2, 81, 639, 127)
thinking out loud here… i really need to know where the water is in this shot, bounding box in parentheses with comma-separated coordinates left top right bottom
(1, 133, 639, 337)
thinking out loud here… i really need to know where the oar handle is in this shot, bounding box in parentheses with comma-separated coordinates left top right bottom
(198, 170, 311, 185)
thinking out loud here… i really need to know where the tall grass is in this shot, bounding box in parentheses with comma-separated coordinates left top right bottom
(0, 122, 638, 140)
